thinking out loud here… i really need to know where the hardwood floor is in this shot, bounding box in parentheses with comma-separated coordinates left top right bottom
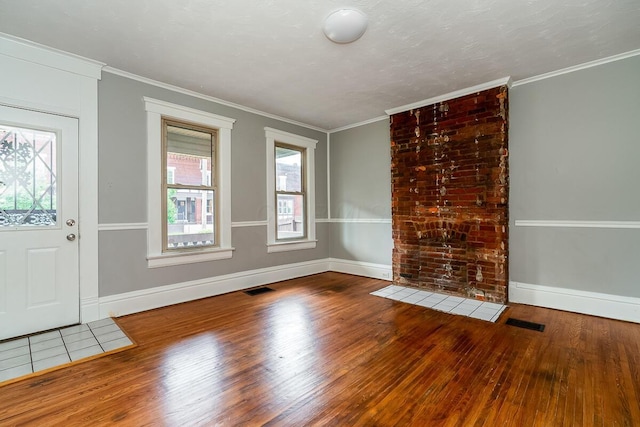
(1, 272, 639, 426)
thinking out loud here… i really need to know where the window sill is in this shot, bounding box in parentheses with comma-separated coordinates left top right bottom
(147, 247, 234, 268)
(267, 240, 317, 253)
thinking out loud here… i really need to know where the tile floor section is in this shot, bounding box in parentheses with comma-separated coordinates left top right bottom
(371, 285, 507, 322)
(0, 318, 132, 384)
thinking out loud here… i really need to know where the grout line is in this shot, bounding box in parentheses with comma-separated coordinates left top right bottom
(88, 325, 106, 353)
(58, 330, 72, 363)
(27, 336, 34, 373)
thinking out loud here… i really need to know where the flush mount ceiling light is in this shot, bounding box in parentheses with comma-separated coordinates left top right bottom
(322, 9, 368, 44)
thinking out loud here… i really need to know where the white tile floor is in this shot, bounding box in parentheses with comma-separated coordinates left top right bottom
(0, 318, 133, 384)
(371, 285, 506, 322)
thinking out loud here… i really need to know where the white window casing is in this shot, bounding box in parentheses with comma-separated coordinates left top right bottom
(265, 127, 317, 253)
(145, 97, 235, 267)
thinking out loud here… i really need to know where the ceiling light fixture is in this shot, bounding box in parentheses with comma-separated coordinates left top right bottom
(322, 9, 368, 44)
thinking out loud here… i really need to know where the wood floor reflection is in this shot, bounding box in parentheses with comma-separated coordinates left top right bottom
(1, 272, 639, 426)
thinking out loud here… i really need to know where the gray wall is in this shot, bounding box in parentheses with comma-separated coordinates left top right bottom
(98, 72, 329, 297)
(509, 55, 640, 297)
(98, 53, 640, 300)
(329, 119, 393, 265)
(326, 53, 640, 298)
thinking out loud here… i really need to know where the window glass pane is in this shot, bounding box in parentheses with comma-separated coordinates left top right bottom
(275, 146, 302, 192)
(276, 194, 304, 240)
(166, 188, 215, 249)
(166, 124, 213, 186)
(0, 124, 57, 227)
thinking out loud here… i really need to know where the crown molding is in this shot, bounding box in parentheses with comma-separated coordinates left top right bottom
(512, 49, 640, 87)
(0, 32, 103, 79)
(103, 66, 328, 133)
(343, 48, 640, 129)
(329, 115, 389, 134)
(385, 76, 512, 116)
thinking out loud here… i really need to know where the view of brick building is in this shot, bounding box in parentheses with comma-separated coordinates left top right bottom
(166, 126, 215, 249)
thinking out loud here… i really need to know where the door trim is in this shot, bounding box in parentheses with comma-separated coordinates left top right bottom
(0, 34, 102, 324)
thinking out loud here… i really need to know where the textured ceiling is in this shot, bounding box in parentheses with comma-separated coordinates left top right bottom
(0, 0, 639, 130)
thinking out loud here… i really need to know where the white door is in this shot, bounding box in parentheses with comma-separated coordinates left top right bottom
(0, 105, 79, 341)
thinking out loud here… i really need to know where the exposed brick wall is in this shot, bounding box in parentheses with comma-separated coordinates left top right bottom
(390, 86, 509, 303)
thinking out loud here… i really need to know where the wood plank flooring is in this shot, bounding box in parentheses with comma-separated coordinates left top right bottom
(1, 272, 639, 426)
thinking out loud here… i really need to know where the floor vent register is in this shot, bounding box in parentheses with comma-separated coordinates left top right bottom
(244, 287, 275, 296)
(505, 317, 545, 332)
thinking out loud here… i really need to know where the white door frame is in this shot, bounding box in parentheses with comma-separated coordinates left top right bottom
(0, 33, 103, 324)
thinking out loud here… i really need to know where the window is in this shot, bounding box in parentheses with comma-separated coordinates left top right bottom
(163, 119, 216, 251)
(167, 167, 176, 184)
(278, 198, 293, 215)
(145, 98, 235, 268)
(275, 144, 305, 240)
(265, 127, 317, 253)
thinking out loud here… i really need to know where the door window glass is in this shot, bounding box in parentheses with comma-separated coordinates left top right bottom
(0, 124, 57, 227)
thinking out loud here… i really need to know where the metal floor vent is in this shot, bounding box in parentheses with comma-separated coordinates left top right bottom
(244, 287, 275, 296)
(506, 317, 545, 332)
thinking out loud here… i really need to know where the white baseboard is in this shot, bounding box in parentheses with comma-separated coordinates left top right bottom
(509, 281, 640, 324)
(80, 297, 100, 323)
(98, 258, 392, 319)
(99, 259, 330, 318)
(328, 258, 392, 281)
(97, 261, 640, 324)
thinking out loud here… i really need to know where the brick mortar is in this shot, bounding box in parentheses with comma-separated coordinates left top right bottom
(390, 86, 509, 303)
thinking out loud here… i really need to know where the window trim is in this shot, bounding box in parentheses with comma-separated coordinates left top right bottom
(265, 127, 317, 253)
(144, 97, 235, 268)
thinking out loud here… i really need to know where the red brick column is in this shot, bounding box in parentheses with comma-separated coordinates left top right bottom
(390, 86, 509, 303)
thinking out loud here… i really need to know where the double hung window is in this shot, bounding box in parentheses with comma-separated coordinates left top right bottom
(144, 98, 235, 267)
(275, 143, 305, 241)
(265, 128, 317, 253)
(162, 119, 216, 251)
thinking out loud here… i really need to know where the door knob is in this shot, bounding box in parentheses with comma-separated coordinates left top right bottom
(66, 219, 76, 227)
(66, 234, 76, 241)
